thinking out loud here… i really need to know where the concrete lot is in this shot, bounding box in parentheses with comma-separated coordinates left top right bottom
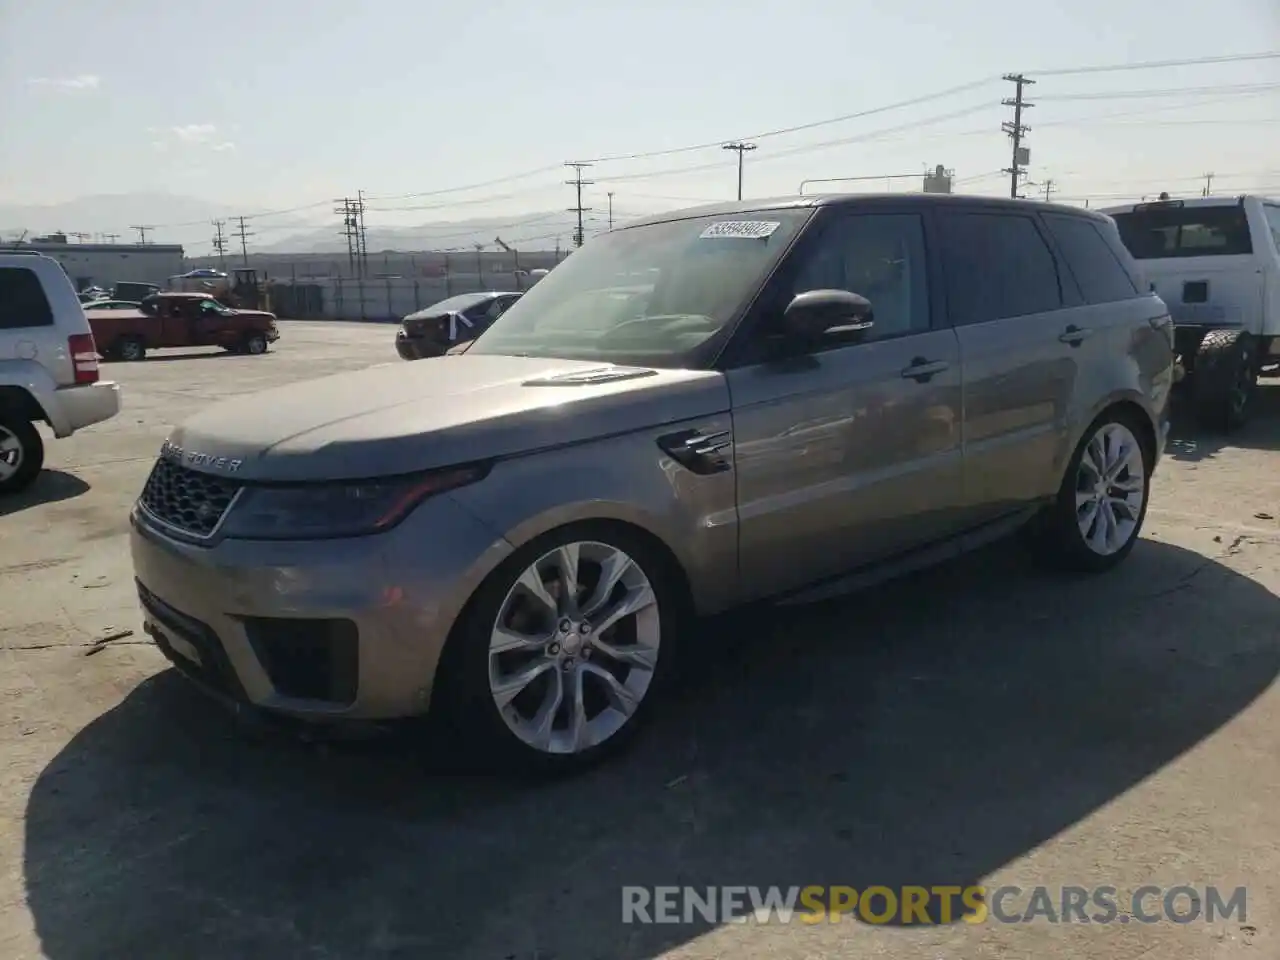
(2, 321, 1279, 960)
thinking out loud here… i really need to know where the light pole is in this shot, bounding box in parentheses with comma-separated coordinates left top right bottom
(722, 142, 757, 200)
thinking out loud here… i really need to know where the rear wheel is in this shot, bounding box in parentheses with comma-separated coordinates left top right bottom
(117, 337, 146, 362)
(1032, 411, 1151, 573)
(433, 524, 681, 774)
(1192, 330, 1257, 431)
(0, 415, 44, 495)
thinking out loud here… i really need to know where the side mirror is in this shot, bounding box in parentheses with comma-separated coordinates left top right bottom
(783, 289, 874, 340)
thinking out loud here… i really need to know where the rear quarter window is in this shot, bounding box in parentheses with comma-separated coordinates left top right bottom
(1041, 213, 1140, 305)
(0, 267, 55, 329)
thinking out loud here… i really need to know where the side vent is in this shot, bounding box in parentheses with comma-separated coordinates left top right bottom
(656, 429, 733, 475)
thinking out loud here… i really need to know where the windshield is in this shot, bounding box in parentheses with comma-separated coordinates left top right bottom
(419, 292, 490, 316)
(465, 210, 812, 366)
(1111, 205, 1254, 259)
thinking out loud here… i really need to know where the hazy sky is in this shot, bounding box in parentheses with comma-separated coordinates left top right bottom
(2, 0, 1278, 247)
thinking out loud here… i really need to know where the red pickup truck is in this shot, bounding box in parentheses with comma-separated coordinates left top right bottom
(86, 292, 280, 361)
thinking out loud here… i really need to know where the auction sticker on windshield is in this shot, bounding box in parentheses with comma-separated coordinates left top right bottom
(700, 220, 781, 239)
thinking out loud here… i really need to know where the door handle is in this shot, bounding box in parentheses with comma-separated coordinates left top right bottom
(900, 358, 949, 382)
(1059, 324, 1092, 346)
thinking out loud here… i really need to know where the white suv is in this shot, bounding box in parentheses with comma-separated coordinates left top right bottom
(1104, 194, 1280, 430)
(0, 253, 122, 494)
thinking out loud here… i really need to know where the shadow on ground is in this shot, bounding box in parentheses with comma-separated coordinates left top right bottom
(24, 538, 1280, 959)
(0, 470, 90, 518)
(1165, 380, 1280, 463)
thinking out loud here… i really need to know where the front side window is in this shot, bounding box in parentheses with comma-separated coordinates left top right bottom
(777, 212, 931, 342)
(939, 213, 1063, 326)
(1112, 204, 1254, 259)
(466, 210, 811, 366)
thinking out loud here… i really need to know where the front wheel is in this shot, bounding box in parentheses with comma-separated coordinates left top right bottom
(433, 524, 681, 773)
(1032, 412, 1151, 573)
(244, 333, 268, 355)
(0, 415, 45, 495)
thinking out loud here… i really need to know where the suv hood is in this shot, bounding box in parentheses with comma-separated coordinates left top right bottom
(166, 354, 728, 482)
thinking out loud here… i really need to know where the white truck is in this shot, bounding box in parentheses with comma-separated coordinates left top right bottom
(0, 253, 122, 494)
(1103, 195, 1280, 430)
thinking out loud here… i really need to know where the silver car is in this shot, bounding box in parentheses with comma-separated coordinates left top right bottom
(130, 195, 1175, 771)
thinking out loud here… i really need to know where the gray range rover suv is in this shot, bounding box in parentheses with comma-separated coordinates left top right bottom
(131, 194, 1175, 771)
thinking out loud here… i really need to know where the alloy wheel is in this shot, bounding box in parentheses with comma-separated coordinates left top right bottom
(487, 540, 661, 756)
(1075, 422, 1146, 556)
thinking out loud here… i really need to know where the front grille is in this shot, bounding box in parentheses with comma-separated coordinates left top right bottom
(139, 457, 241, 537)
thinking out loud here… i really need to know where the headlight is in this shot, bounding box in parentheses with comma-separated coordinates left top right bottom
(218, 463, 490, 540)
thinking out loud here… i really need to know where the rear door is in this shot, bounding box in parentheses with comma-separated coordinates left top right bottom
(937, 208, 1098, 519)
(725, 206, 965, 598)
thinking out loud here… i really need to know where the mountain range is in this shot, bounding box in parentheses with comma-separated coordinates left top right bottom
(0, 192, 611, 253)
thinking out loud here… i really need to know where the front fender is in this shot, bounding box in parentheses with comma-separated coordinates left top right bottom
(448, 419, 740, 615)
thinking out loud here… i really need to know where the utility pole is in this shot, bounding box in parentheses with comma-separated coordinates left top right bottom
(473, 243, 484, 288)
(565, 162, 593, 248)
(231, 216, 253, 266)
(335, 198, 359, 276)
(607, 191, 614, 230)
(356, 189, 369, 278)
(722, 141, 757, 201)
(101, 233, 120, 244)
(1042, 178, 1055, 203)
(1002, 73, 1035, 199)
(211, 219, 229, 272)
(130, 224, 154, 245)
(1202, 172, 1215, 197)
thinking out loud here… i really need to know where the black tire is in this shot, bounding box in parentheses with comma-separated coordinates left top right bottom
(244, 334, 268, 355)
(1192, 330, 1257, 432)
(118, 337, 147, 362)
(0, 415, 45, 495)
(431, 522, 685, 775)
(1031, 408, 1153, 574)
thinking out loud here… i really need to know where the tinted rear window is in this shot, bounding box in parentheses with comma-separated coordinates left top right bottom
(1112, 205, 1253, 259)
(1042, 213, 1140, 305)
(0, 267, 55, 329)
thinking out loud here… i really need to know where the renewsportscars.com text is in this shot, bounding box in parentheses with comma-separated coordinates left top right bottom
(621, 885, 1247, 925)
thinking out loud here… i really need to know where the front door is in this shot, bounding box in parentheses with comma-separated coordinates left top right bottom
(724, 208, 965, 600)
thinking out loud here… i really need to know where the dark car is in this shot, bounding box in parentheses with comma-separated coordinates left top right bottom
(395, 291, 521, 360)
(90, 292, 279, 361)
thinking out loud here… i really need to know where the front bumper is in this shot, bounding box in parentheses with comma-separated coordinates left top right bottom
(394, 332, 446, 361)
(129, 494, 513, 721)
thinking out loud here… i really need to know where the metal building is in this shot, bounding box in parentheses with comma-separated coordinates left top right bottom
(10, 235, 185, 290)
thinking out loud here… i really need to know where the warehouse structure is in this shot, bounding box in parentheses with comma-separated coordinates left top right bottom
(9, 234, 185, 290)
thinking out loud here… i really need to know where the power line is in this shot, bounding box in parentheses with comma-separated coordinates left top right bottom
(1002, 73, 1035, 199)
(1036, 81, 1280, 102)
(565, 162, 593, 248)
(1028, 50, 1280, 78)
(231, 216, 253, 266)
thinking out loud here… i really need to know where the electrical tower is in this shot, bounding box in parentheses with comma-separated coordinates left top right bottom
(1002, 73, 1035, 199)
(565, 162, 594, 248)
(355, 189, 369, 278)
(231, 216, 253, 266)
(130, 224, 154, 245)
(722, 141, 757, 201)
(335, 198, 359, 275)
(211, 219, 229, 272)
